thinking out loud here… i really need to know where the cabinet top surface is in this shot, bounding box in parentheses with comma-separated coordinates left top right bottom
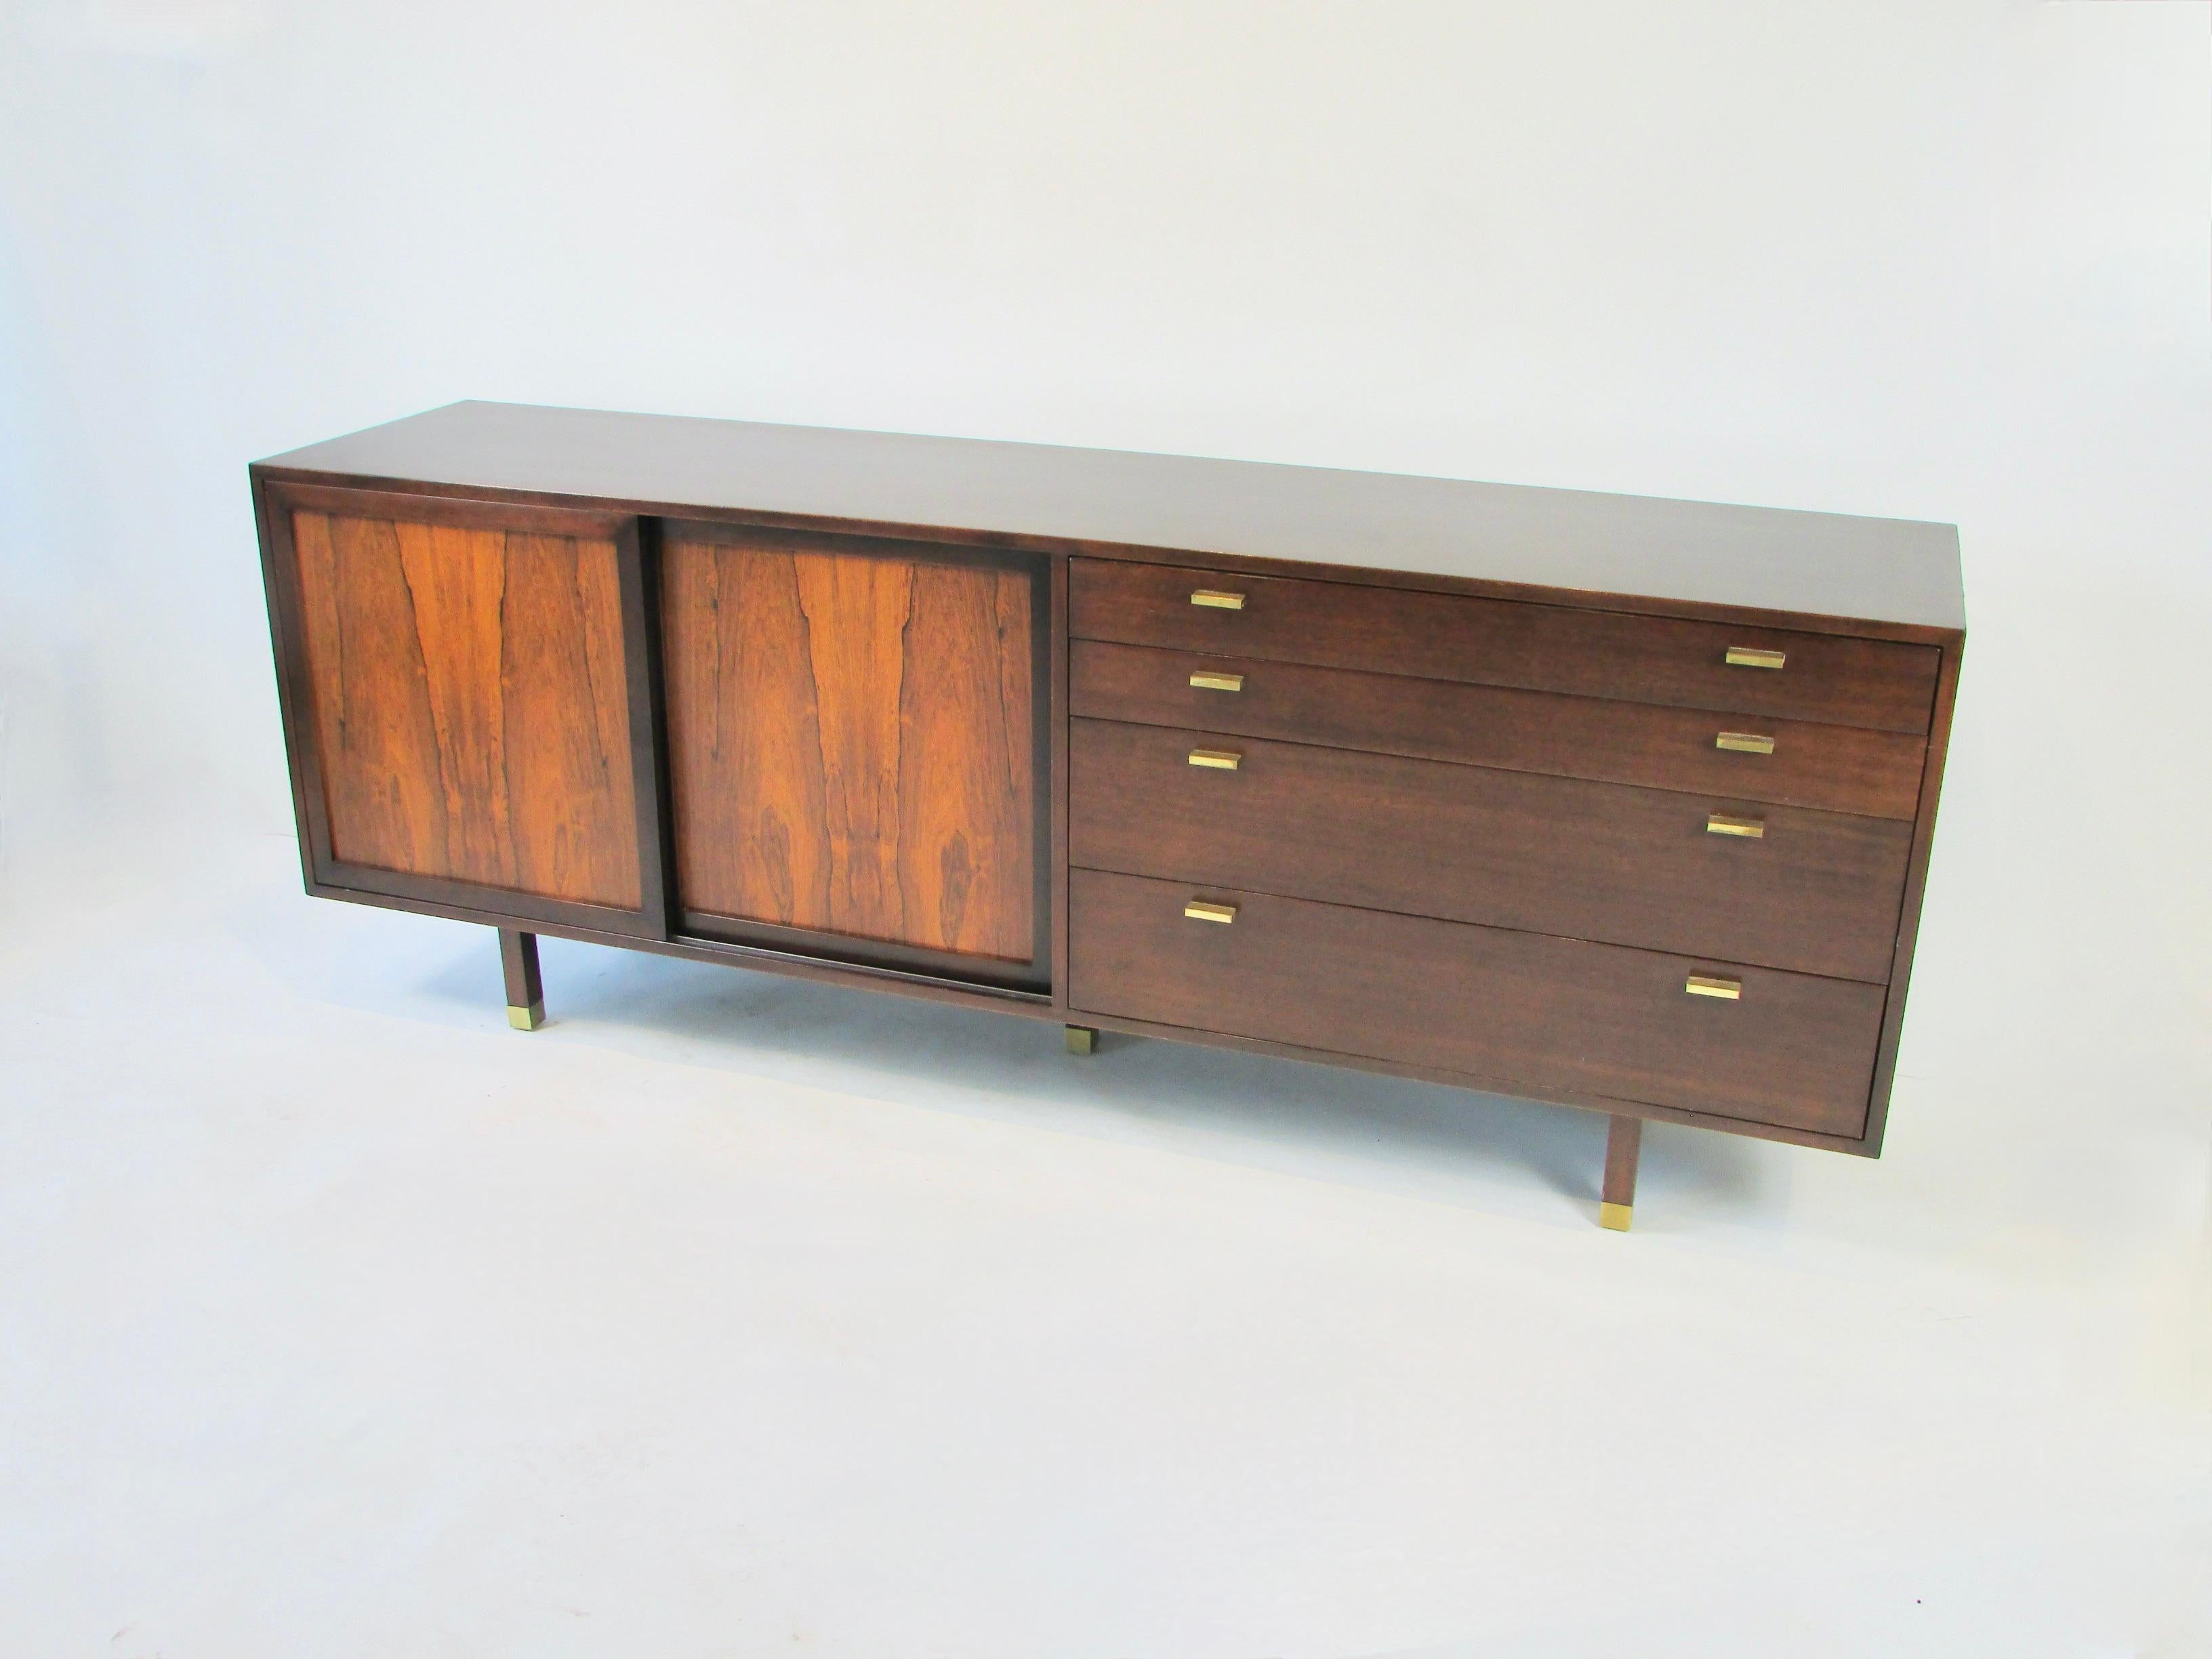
(257, 401, 1965, 632)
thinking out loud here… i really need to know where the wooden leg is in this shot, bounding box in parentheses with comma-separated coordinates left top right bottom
(1599, 1115, 1642, 1231)
(500, 929, 545, 1031)
(1065, 1025, 1099, 1056)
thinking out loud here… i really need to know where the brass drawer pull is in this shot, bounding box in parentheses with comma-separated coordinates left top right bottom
(1725, 646, 1787, 670)
(1189, 670, 1244, 693)
(1715, 731, 1775, 755)
(1190, 589, 1246, 610)
(1184, 899, 1238, 924)
(1188, 748, 1242, 770)
(1706, 813, 1765, 838)
(1685, 975, 1742, 1000)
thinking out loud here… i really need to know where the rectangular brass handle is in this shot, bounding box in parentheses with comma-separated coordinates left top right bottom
(1189, 670, 1244, 693)
(1188, 748, 1242, 770)
(1725, 646, 1787, 670)
(1715, 731, 1775, 755)
(1706, 813, 1765, 838)
(1685, 975, 1742, 1000)
(1184, 899, 1237, 924)
(1190, 590, 1246, 610)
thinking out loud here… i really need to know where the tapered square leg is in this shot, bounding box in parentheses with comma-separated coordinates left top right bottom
(1065, 1025, 1099, 1056)
(1599, 1114, 1642, 1230)
(500, 928, 545, 1031)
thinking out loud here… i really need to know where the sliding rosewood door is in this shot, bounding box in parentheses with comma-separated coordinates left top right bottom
(262, 483, 665, 936)
(659, 523, 1048, 989)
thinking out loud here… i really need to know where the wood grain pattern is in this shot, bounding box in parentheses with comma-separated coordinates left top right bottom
(289, 508, 640, 908)
(1072, 640, 1927, 820)
(661, 529, 1036, 963)
(1071, 558, 1942, 734)
(1071, 716, 1914, 983)
(1068, 868, 1885, 1139)
(251, 405, 1965, 1176)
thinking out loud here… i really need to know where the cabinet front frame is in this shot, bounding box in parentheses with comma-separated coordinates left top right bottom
(255, 478, 671, 941)
(249, 452, 1961, 1162)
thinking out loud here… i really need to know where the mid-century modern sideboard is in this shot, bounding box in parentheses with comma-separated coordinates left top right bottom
(252, 402, 1963, 1229)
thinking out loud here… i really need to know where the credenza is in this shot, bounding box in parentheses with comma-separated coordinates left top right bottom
(253, 402, 1963, 1229)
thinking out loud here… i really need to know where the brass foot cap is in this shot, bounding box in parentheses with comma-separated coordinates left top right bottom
(1599, 1202, 1633, 1232)
(1065, 1025, 1098, 1056)
(508, 1001, 546, 1031)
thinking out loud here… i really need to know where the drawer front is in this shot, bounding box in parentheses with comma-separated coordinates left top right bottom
(1072, 640, 1925, 821)
(1071, 718, 1912, 982)
(1069, 869, 1884, 1139)
(1071, 558, 1940, 735)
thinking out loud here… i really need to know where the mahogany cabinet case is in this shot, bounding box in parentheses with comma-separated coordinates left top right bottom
(252, 402, 1964, 1229)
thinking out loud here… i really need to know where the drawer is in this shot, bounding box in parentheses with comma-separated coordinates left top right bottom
(1072, 640, 1925, 820)
(1070, 558, 1940, 735)
(1069, 869, 1884, 1139)
(1071, 717, 1912, 982)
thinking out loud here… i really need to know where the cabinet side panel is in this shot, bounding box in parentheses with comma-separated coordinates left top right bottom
(663, 532, 1036, 964)
(289, 506, 639, 909)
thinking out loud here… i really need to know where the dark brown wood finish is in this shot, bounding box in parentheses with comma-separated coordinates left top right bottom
(659, 521, 1046, 985)
(1072, 560, 1940, 734)
(252, 402, 1965, 1208)
(1860, 637, 1965, 1153)
(499, 928, 544, 1026)
(1053, 1004, 1875, 1153)
(1073, 639, 1926, 820)
(621, 515, 678, 941)
(1067, 869, 1885, 1139)
(1071, 718, 1912, 982)
(294, 813, 1879, 1155)
(257, 401, 1965, 636)
(312, 869, 1057, 1010)
(1048, 555, 1073, 1005)
(1603, 1117, 1642, 1210)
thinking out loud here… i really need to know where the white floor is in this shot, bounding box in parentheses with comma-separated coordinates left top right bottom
(2, 830, 2205, 1658)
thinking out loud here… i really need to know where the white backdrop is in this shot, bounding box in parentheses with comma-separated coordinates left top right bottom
(10, 0, 2207, 1235)
(3, 3, 2208, 1654)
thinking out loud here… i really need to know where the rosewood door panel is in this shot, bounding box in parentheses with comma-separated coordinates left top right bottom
(660, 525, 1044, 981)
(274, 487, 650, 923)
